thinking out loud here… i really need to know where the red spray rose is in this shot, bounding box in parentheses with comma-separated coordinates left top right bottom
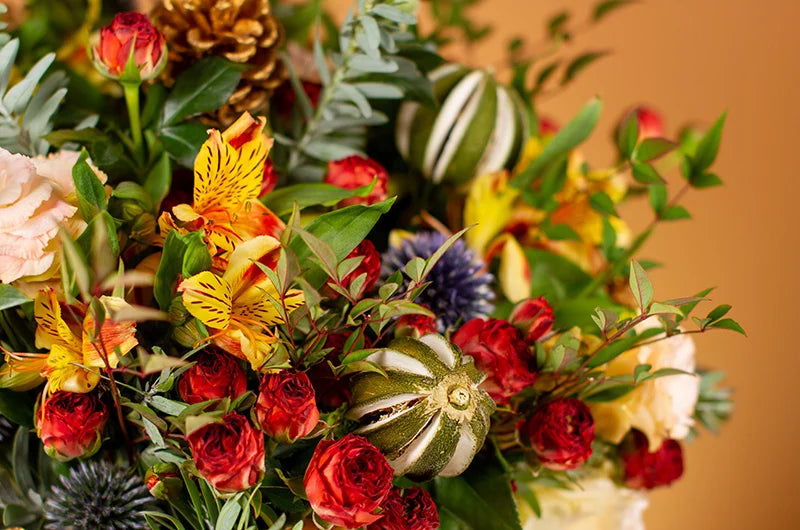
(178, 350, 247, 405)
(93, 12, 166, 81)
(327, 240, 381, 299)
(325, 156, 389, 207)
(37, 391, 108, 462)
(451, 318, 537, 405)
(621, 430, 684, 489)
(187, 412, 265, 492)
(509, 296, 555, 343)
(519, 397, 595, 471)
(636, 106, 664, 140)
(304, 434, 394, 528)
(367, 487, 439, 530)
(255, 371, 319, 444)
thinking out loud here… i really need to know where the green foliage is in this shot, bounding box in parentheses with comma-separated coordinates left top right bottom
(693, 371, 734, 434)
(154, 231, 212, 310)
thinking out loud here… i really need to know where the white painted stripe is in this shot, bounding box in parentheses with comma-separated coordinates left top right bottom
(367, 349, 435, 378)
(388, 411, 442, 475)
(419, 333, 457, 368)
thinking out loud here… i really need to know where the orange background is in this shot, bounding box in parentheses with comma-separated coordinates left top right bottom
(363, 0, 796, 527)
(416, 0, 799, 527)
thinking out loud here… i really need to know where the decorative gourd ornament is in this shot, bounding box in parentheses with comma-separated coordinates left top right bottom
(395, 64, 529, 185)
(347, 334, 496, 481)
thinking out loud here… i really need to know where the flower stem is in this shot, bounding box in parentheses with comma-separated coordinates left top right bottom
(122, 82, 143, 160)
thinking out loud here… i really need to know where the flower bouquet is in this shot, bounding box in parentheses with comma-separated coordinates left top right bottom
(0, 0, 742, 528)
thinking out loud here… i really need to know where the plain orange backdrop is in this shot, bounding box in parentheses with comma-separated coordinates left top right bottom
(137, 0, 800, 527)
(324, 0, 799, 527)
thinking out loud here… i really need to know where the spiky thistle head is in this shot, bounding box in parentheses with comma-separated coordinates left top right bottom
(382, 231, 495, 331)
(44, 460, 153, 530)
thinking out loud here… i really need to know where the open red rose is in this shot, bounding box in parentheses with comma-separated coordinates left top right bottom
(304, 434, 393, 528)
(325, 156, 389, 207)
(621, 430, 684, 489)
(178, 350, 247, 405)
(367, 487, 439, 530)
(519, 397, 595, 471)
(255, 371, 319, 444)
(37, 391, 108, 462)
(187, 412, 265, 492)
(327, 240, 381, 299)
(451, 318, 537, 404)
(509, 296, 555, 343)
(94, 12, 165, 80)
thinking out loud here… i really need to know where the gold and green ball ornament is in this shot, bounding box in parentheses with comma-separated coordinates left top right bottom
(347, 334, 496, 481)
(395, 64, 529, 186)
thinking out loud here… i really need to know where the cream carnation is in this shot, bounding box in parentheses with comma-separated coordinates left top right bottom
(0, 149, 105, 288)
(590, 323, 699, 450)
(519, 476, 648, 530)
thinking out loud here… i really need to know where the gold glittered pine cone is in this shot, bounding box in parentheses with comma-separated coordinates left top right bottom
(151, 0, 285, 126)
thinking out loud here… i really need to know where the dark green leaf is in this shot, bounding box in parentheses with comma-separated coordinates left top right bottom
(589, 191, 618, 217)
(706, 304, 731, 322)
(617, 110, 638, 159)
(635, 137, 676, 162)
(145, 153, 172, 209)
(159, 122, 208, 168)
(0, 390, 36, 427)
(691, 172, 724, 188)
(0, 285, 30, 311)
(631, 161, 664, 184)
(543, 223, 581, 241)
(648, 184, 667, 213)
(692, 111, 726, 174)
(593, 0, 636, 21)
(512, 98, 602, 188)
(263, 180, 377, 216)
(659, 205, 691, 221)
(562, 51, 608, 85)
(709, 318, 746, 335)
(161, 57, 244, 126)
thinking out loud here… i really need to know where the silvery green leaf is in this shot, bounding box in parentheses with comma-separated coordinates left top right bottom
(75, 114, 100, 130)
(361, 15, 381, 49)
(372, 4, 417, 24)
(282, 53, 314, 121)
(24, 78, 66, 142)
(0, 38, 19, 98)
(303, 139, 361, 161)
(273, 132, 296, 146)
(313, 36, 330, 86)
(318, 112, 388, 133)
(335, 83, 371, 116)
(292, 163, 326, 182)
(353, 82, 403, 99)
(348, 54, 399, 73)
(4, 53, 54, 114)
(379, 27, 398, 53)
(328, 101, 363, 118)
(356, 31, 380, 58)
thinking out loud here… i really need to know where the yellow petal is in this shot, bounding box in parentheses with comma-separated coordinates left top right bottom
(464, 172, 519, 253)
(497, 235, 531, 303)
(45, 343, 99, 393)
(222, 235, 281, 298)
(82, 297, 138, 369)
(193, 114, 270, 213)
(215, 323, 277, 372)
(34, 289, 81, 351)
(179, 271, 233, 330)
(233, 285, 305, 328)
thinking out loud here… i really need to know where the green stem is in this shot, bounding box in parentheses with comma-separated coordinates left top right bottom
(123, 82, 143, 160)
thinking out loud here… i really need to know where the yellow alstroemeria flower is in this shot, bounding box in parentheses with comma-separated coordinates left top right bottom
(2, 289, 138, 393)
(178, 235, 304, 371)
(158, 112, 284, 255)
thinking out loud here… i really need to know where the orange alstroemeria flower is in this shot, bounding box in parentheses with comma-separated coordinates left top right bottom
(178, 236, 304, 371)
(159, 112, 284, 256)
(1, 289, 138, 393)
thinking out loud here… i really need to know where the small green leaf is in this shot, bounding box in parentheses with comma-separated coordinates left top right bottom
(72, 149, 106, 220)
(691, 172, 724, 188)
(593, 0, 635, 21)
(628, 260, 653, 311)
(706, 304, 732, 322)
(562, 51, 608, 85)
(631, 161, 664, 184)
(0, 285, 30, 311)
(215, 493, 244, 530)
(543, 223, 581, 241)
(648, 184, 667, 213)
(649, 302, 683, 316)
(263, 179, 377, 216)
(159, 122, 209, 168)
(692, 111, 726, 175)
(589, 191, 618, 217)
(145, 153, 172, 210)
(659, 205, 691, 221)
(709, 318, 746, 335)
(617, 110, 638, 159)
(635, 137, 676, 162)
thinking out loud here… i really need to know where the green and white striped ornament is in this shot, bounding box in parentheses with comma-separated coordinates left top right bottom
(396, 64, 528, 185)
(348, 334, 496, 481)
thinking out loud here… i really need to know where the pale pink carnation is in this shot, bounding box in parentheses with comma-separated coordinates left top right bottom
(0, 149, 105, 286)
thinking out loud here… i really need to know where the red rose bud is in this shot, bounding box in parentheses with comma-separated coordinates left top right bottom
(92, 12, 166, 82)
(636, 106, 664, 140)
(451, 318, 537, 405)
(187, 412, 265, 492)
(519, 397, 595, 471)
(509, 296, 555, 343)
(145, 463, 182, 501)
(327, 240, 381, 299)
(304, 434, 394, 528)
(621, 430, 684, 489)
(395, 312, 437, 339)
(178, 350, 248, 405)
(37, 391, 108, 462)
(255, 371, 319, 444)
(367, 487, 439, 530)
(325, 156, 389, 207)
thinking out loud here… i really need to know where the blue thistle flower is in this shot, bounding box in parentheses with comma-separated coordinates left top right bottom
(382, 231, 494, 331)
(44, 460, 153, 529)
